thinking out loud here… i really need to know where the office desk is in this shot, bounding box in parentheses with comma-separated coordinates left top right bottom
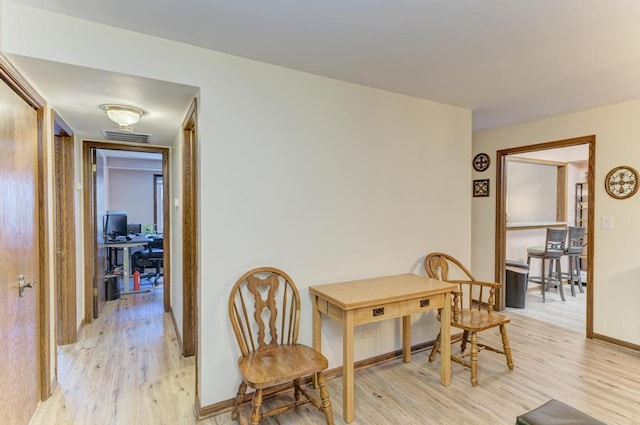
(309, 273, 456, 424)
(105, 236, 152, 295)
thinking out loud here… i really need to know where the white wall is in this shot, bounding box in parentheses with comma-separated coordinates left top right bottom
(107, 166, 161, 227)
(170, 128, 184, 343)
(506, 160, 558, 224)
(2, 4, 472, 407)
(473, 98, 640, 346)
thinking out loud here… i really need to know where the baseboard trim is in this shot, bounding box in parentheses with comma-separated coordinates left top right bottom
(591, 332, 640, 351)
(196, 338, 442, 420)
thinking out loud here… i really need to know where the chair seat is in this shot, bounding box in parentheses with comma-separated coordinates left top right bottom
(238, 344, 328, 389)
(452, 310, 510, 332)
(526, 246, 563, 258)
(133, 248, 163, 260)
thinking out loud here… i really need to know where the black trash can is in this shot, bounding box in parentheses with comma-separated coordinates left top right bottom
(105, 276, 120, 301)
(505, 260, 529, 308)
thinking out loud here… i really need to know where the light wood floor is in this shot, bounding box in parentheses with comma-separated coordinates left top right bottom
(31, 284, 639, 425)
(29, 288, 196, 425)
(507, 282, 587, 333)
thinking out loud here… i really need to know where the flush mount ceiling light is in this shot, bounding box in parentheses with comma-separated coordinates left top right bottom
(101, 104, 143, 131)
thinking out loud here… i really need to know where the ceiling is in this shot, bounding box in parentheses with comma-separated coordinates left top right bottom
(6, 0, 640, 135)
(7, 55, 198, 146)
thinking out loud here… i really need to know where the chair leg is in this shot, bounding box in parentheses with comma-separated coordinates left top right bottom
(460, 330, 469, 353)
(316, 372, 335, 425)
(500, 324, 514, 371)
(470, 332, 478, 387)
(556, 259, 565, 302)
(232, 381, 247, 420)
(428, 331, 441, 363)
(250, 388, 263, 425)
(540, 257, 546, 302)
(575, 254, 584, 293)
(569, 255, 576, 297)
(293, 378, 302, 403)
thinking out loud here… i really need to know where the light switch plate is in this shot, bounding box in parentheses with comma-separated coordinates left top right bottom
(601, 216, 613, 230)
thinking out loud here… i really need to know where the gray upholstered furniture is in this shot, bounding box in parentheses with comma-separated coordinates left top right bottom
(516, 399, 605, 425)
(526, 228, 567, 302)
(563, 226, 586, 297)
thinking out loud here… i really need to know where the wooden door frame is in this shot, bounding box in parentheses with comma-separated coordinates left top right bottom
(0, 55, 51, 400)
(181, 98, 198, 359)
(53, 110, 77, 346)
(495, 135, 595, 337)
(82, 141, 171, 323)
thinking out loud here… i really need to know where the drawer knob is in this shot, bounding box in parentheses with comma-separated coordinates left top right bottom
(372, 307, 385, 317)
(420, 299, 430, 307)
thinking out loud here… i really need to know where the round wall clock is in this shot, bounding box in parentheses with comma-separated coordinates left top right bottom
(605, 165, 639, 199)
(473, 153, 490, 172)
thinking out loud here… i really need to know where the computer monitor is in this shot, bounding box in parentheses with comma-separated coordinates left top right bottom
(104, 212, 127, 240)
(127, 223, 142, 235)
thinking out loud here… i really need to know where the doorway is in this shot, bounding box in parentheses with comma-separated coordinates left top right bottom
(82, 141, 171, 322)
(495, 135, 595, 337)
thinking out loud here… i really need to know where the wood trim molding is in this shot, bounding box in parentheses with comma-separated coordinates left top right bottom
(81, 143, 94, 324)
(0, 54, 45, 108)
(182, 98, 198, 358)
(82, 140, 171, 324)
(591, 332, 640, 352)
(495, 135, 595, 333)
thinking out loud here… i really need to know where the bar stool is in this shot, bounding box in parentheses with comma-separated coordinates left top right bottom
(563, 226, 586, 297)
(526, 228, 567, 302)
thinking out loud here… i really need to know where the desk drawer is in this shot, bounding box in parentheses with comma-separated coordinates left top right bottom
(354, 302, 399, 325)
(399, 294, 444, 315)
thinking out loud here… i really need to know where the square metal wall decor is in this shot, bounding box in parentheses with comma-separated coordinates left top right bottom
(473, 179, 490, 197)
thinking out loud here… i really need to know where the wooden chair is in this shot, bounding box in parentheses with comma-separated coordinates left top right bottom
(424, 253, 514, 387)
(228, 267, 334, 425)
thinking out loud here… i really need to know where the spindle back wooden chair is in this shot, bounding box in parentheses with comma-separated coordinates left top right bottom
(228, 267, 334, 425)
(424, 253, 514, 386)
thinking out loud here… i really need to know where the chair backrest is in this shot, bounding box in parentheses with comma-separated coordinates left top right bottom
(566, 226, 586, 254)
(424, 252, 493, 312)
(228, 267, 301, 358)
(544, 228, 567, 253)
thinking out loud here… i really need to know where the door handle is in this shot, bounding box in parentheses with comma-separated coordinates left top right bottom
(18, 275, 37, 297)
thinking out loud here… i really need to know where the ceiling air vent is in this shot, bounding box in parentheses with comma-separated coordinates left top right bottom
(102, 129, 151, 144)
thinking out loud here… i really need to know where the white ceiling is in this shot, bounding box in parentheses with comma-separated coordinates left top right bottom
(7, 55, 198, 145)
(6, 0, 640, 134)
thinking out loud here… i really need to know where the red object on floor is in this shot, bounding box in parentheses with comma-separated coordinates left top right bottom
(133, 269, 140, 291)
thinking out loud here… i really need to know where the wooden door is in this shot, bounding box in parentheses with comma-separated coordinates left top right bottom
(54, 131, 77, 344)
(0, 73, 40, 424)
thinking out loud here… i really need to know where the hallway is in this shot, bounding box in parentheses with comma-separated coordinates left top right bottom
(30, 289, 196, 425)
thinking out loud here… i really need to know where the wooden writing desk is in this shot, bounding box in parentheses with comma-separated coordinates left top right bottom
(309, 273, 456, 423)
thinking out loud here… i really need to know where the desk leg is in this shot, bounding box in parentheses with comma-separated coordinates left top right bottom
(312, 295, 321, 389)
(402, 315, 411, 363)
(122, 246, 130, 292)
(440, 293, 451, 386)
(343, 310, 355, 424)
(119, 245, 150, 295)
